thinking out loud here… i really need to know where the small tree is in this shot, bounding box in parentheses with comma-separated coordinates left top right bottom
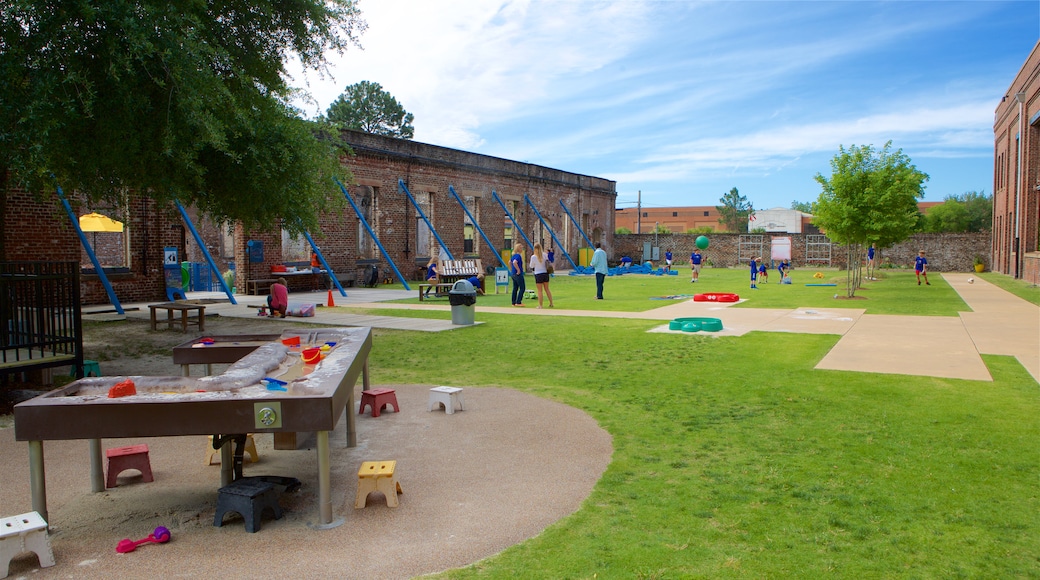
(716, 187, 753, 233)
(326, 81, 415, 139)
(615, 227, 632, 235)
(814, 141, 928, 297)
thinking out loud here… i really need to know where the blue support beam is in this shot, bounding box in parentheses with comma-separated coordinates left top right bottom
(302, 231, 346, 297)
(335, 178, 411, 291)
(398, 179, 453, 261)
(175, 201, 237, 304)
(491, 190, 534, 250)
(56, 184, 124, 314)
(447, 185, 508, 269)
(560, 200, 594, 248)
(524, 195, 577, 270)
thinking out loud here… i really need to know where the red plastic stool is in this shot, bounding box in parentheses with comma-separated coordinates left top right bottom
(359, 388, 399, 417)
(106, 444, 154, 488)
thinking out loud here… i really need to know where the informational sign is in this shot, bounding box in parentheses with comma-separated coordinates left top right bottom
(771, 237, 792, 261)
(164, 247, 178, 266)
(247, 239, 264, 263)
(495, 267, 509, 294)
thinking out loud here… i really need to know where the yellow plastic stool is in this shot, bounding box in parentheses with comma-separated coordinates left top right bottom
(205, 434, 259, 465)
(355, 460, 402, 508)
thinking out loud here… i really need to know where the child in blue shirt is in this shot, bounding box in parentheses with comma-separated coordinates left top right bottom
(758, 263, 768, 283)
(915, 251, 930, 285)
(750, 256, 759, 289)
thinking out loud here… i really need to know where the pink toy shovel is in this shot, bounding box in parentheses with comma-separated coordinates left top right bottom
(116, 526, 171, 553)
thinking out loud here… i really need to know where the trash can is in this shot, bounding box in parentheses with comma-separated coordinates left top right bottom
(448, 280, 477, 325)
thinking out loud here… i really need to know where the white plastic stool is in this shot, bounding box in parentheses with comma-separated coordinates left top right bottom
(428, 386, 464, 414)
(0, 511, 55, 578)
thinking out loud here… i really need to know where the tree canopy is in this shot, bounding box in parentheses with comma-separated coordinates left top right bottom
(716, 187, 752, 233)
(325, 81, 415, 139)
(813, 142, 928, 296)
(813, 142, 928, 248)
(1, 0, 365, 234)
(923, 191, 992, 233)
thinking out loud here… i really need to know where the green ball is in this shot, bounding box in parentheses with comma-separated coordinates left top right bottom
(695, 236, 710, 250)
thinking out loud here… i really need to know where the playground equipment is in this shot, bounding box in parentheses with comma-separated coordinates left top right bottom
(696, 235, 710, 250)
(668, 317, 724, 332)
(693, 293, 739, 302)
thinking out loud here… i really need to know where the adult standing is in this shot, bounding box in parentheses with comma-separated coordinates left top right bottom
(529, 243, 554, 308)
(689, 249, 702, 282)
(511, 244, 526, 306)
(866, 243, 876, 279)
(590, 242, 608, 300)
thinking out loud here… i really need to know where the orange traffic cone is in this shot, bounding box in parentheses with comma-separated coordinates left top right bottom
(327, 289, 335, 308)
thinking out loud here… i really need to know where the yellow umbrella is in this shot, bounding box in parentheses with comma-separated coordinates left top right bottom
(79, 212, 124, 233)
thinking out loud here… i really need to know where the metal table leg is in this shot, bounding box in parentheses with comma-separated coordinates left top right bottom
(28, 441, 47, 522)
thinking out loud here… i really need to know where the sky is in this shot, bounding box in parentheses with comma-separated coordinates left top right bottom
(289, 0, 1040, 212)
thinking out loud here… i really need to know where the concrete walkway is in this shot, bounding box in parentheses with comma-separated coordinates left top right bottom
(94, 275, 1039, 384)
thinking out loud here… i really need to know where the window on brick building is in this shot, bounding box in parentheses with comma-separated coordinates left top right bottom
(642, 212, 648, 218)
(703, 211, 709, 216)
(672, 212, 678, 217)
(281, 229, 308, 262)
(464, 196, 478, 254)
(357, 186, 378, 260)
(416, 191, 436, 260)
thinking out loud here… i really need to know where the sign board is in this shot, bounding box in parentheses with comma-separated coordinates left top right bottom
(771, 237, 792, 261)
(164, 247, 178, 266)
(495, 268, 509, 294)
(247, 240, 264, 263)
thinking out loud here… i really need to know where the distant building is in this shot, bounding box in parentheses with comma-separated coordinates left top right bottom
(614, 206, 722, 233)
(746, 207, 817, 234)
(993, 40, 1040, 283)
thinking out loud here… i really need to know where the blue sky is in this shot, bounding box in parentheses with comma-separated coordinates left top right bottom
(290, 1, 1039, 211)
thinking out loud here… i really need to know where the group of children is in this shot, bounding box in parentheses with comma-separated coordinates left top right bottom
(747, 257, 791, 289)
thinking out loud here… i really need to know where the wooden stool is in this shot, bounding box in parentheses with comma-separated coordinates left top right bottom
(359, 388, 399, 417)
(355, 461, 403, 508)
(428, 386, 465, 414)
(106, 444, 154, 488)
(213, 479, 283, 533)
(0, 511, 55, 578)
(205, 434, 259, 465)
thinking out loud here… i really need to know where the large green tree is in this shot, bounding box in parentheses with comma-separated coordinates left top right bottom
(924, 190, 992, 233)
(0, 0, 365, 234)
(325, 81, 415, 139)
(716, 187, 753, 233)
(814, 141, 928, 296)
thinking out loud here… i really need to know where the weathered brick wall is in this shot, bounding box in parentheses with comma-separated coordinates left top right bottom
(5, 130, 619, 304)
(2, 186, 184, 304)
(1022, 252, 1040, 285)
(614, 232, 992, 272)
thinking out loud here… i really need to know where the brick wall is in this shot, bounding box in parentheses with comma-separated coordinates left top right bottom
(4, 130, 619, 304)
(613, 232, 992, 272)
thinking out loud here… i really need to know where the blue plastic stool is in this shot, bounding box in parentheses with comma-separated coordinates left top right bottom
(70, 360, 101, 377)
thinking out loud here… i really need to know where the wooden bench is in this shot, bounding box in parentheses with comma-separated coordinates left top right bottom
(247, 278, 276, 295)
(418, 283, 454, 301)
(437, 259, 483, 287)
(149, 302, 206, 332)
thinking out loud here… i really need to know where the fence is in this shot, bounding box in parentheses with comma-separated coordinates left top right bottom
(1, 262, 84, 379)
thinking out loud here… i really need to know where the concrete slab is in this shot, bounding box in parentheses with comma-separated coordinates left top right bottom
(815, 314, 991, 381)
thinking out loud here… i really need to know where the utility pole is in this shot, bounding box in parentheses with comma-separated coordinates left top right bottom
(636, 190, 641, 234)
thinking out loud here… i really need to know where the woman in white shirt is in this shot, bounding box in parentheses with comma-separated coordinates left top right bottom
(528, 242, 554, 308)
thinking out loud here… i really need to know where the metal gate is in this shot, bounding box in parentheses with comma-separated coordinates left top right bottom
(805, 234, 832, 266)
(738, 235, 764, 265)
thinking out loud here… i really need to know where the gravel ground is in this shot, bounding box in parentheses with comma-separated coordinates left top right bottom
(0, 315, 612, 579)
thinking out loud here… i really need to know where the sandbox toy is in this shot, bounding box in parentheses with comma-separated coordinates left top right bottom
(668, 317, 724, 332)
(692, 292, 739, 302)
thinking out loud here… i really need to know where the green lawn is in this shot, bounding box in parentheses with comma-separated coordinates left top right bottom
(362, 270, 1040, 578)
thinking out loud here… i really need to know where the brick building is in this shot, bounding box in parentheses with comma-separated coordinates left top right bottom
(1, 130, 617, 305)
(615, 206, 723, 233)
(994, 40, 1040, 284)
